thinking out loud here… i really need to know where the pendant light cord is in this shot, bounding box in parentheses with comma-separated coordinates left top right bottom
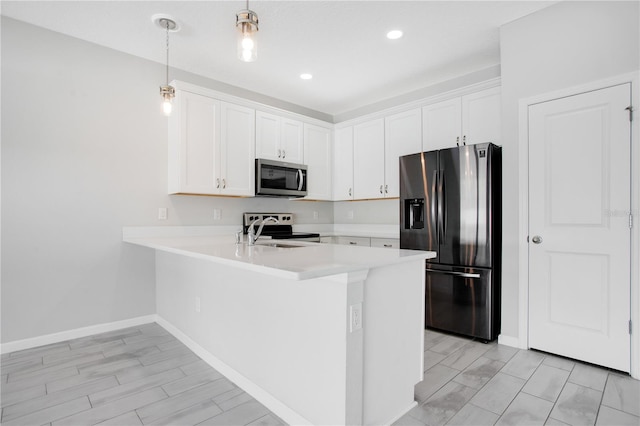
(165, 20, 170, 85)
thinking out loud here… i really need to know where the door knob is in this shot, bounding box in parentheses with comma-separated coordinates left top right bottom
(531, 235, 543, 244)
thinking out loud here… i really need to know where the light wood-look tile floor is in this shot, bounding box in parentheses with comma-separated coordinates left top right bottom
(394, 329, 640, 426)
(0, 323, 285, 426)
(2, 324, 639, 425)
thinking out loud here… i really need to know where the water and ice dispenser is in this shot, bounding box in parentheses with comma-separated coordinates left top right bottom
(404, 198, 424, 229)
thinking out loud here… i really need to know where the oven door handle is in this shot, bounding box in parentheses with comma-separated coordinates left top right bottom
(426, 268, 481, 279)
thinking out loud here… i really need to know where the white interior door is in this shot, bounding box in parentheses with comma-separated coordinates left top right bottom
(528, 83, 631, 372)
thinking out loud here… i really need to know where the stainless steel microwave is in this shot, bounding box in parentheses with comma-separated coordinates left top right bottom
(255, 159, 307, 197)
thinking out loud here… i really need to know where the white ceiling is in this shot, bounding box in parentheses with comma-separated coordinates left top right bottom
(1, 1, 555, 117)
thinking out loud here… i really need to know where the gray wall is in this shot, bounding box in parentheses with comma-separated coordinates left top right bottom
(499, 1, 639, 340)
(1, 18, 333, 343)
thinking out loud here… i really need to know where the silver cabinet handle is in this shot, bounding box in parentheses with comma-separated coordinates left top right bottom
(278, 149, 282, 158)
(379, 185, 383, 194)
(222, 179, 226, 189)
(216, 178, 220, 189)
(349, 241, 357, 245)
(282, 150, 285, 159)
(383, 244, 392, 248)
(384, 184, 388, 194)
(349, 188, 352, 197)
(456, 136, 460, 146)
(463, 135, 466, 145)
(426, 269, 481, 279)
(532, 235, 543, 244)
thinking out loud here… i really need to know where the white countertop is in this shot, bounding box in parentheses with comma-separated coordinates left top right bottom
(123, 234, 433, 281)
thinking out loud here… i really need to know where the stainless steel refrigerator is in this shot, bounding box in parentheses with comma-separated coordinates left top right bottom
(400, 143, 501, 341)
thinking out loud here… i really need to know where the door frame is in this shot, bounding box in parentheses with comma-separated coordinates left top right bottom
(516, 71, 640, 378)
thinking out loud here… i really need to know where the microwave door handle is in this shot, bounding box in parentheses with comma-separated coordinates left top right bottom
(297, 169, 304, 191)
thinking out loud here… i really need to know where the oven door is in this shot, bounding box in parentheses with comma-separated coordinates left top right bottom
(256, 159, 307, 197)
(425, 265, 496, 341)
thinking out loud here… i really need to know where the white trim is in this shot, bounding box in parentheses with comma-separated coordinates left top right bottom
(498, 334, 523, 349)
(155, 315, 313, 426)
(384, 401, 418, 426)
(335, 78, 502, 129)
(0, 315, 157, 354)
(171, 80, 333, 128)
(518, 71, 640, 378)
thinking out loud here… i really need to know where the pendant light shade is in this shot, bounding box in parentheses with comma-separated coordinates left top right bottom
(236, 2, 258, 62)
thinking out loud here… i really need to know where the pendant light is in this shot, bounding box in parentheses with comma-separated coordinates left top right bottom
(236, 0, 259, 62)
(153, 14, 179, 116)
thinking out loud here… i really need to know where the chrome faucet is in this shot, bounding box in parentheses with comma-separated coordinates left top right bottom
(248, 217, 279, 245)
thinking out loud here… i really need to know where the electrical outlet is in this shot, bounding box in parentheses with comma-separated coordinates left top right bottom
(158, 208, 168, 220)
(347, 210, 354, 220)
(350, 303, 362, 332)
(195, 296, 201, 313)
(213, 208, 221, 220)
(313, 211, 319, 220)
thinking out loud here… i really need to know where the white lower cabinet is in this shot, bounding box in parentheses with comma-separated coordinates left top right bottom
(370, 238, 399, 249)
(168, 88, 255, 196)
(336, 236, 371, 247)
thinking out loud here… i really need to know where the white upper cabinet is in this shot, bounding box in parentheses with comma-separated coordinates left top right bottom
(256, 111, 304, 163)
(220, 102, 255, 196)
(168, 89, 255, 196)
(422, 97, 461, 151)
(422, 86, 501, 151)
(353, 118, 385, 200)
(303, 124, 332, 200)
(333, 126, 354, 201)
(168, 90, 220, 195)
(384, 108, 422, 198)
(461, 87, 502, 146)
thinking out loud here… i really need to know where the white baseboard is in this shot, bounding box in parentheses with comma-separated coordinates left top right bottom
(0, 315, 157, 355)
(385, 400, 417, 425)
(498, 334, 525, 349)
(155, 316, 312, 426)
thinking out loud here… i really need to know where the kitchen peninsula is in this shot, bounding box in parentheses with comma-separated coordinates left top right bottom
(123, 231, 434, 425)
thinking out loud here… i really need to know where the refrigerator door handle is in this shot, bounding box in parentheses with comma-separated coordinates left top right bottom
(426, 268, 481, 279)
(441, 171, 447, 241)
(431, 170, 438, 237)
(437, 170, 445, 242)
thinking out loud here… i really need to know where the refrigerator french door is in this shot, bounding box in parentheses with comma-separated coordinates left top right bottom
(400, 143, 501, 341)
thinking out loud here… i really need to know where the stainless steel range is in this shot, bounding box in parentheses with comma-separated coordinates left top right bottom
(242, 213, 320, 242)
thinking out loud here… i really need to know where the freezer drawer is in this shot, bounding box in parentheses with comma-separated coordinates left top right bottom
(425, 265, 498, 341)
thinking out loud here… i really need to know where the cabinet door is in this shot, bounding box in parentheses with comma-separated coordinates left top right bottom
(220, 102, 255, 196)
(422, 98, 461, 151)
(303, 124, 332, 200)
(281, 118, 304, 163)
(461, 86, 501, 145)
(333, 126, 354, 201)
(353, 118, 385, 200)
(336, 236, 371, 246)
(384, 108, 422, 198)
(370, 238, 400, 249)
(255, 111, 280, 160)
(169, 91, 220, 195)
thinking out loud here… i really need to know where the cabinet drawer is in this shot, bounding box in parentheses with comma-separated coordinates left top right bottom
(336, 236, 371, 247)
(370, 238, 399, 249)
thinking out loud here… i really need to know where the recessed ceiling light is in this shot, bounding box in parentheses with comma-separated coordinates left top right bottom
(300, 73, 313, 80)
(386, 30, 403, 40)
